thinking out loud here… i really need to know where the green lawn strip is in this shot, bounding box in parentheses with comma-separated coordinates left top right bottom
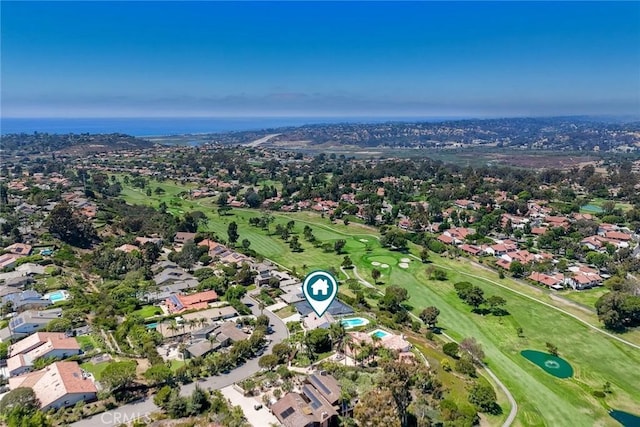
(558, 288, 608, 309)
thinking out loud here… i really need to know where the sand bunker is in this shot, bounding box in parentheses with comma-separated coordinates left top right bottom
(359, 239, 369, 242)
(398, 263, 409, 269)
(380, 263, 389, 268)
(371, 261, 381, 266)
(400, 258, 411, 263)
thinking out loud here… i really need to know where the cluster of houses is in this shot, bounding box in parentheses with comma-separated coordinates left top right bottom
(432, 205, 638, 291)
(0, 330, 97, 412)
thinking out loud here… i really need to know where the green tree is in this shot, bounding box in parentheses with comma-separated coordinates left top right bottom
(468, 383, 501, 414)
(334, 239, 347, 254)
(144, 364, 173, 386)
(443, 342, 459, 358)
(379, 285, 409, 314)
(306, 328, 332, 353)
(46, 202, 96, 248)
(153, 385, 172, 409)
(419, 306, 440, 329)
(464, 287, 485, 311)
(420, 248, 430, 263)
(371, 268, 381, 283)
(509, 261, 526, 277)
(342, 255, 353, 268)
(227, 221, 239, 245)
(100, 361, 137, 392)
(258, 354, 279, 371)
(546, 342, 559, 356)
(0, 388, 39, 414)
(486, 295, 507, 315)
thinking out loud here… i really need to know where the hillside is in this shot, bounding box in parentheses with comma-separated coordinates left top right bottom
(0, 132, 156, 155)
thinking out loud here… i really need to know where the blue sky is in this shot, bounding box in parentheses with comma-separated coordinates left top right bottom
(2, 1, 639, 118)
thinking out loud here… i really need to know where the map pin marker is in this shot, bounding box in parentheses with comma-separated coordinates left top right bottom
(302, 270, 338, 318)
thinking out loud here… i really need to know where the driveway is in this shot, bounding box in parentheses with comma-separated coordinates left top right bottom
(219, 385, 280, 426)
(72, 296, 288, 427)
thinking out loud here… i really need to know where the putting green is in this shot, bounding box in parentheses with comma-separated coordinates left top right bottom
(521, 350, 574, 379)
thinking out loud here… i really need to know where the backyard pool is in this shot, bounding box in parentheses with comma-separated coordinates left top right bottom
(370, 329, 391, 339)
(341, 317, 370, 329)
(45, 290, 70, 303)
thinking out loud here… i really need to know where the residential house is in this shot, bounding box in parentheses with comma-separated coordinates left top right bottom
(215, 322, 248, 347)
(8, 361, 97, 411)
(2, 290, 51, 311)
(115, 244, 139, 253)
(4, 243, 33, 257)
(459, 244, 482, 256)
(174, 232, 197, 246)
(528, 272, 565, 290)
(7, 332, 81, 377)
(186, 339, 221, 358)
(3, 308, 63, 341)
(165, 290, 218, 314)
(15, 263, 46, 276)
(271, 384, 339, 427)
(303, 312, 335, 330)
(0, 254, 21, 270)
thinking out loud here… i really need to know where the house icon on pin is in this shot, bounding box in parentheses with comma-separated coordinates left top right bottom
(311, 278, 330, 296)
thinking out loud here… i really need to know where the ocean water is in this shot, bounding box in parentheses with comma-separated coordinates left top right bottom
(0, 116, 453, 137)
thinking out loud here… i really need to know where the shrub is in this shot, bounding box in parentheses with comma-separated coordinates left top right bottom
(443, 342, 459, 358)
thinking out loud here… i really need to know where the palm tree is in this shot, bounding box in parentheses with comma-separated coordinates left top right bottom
(342, 333, 353, 366)
(198, 317, 208, 329)
(371, 334, 382, 363)
(167, 322, 179, 337)
(329, 321, 346, 353)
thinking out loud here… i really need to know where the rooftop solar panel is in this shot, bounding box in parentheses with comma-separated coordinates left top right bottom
(302, 385, 323, 410)
(310, 374, 332, 395)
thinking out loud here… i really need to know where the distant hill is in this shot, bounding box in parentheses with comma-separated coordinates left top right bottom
(191, 117, 640, 152)
(0, 132, 156, 155)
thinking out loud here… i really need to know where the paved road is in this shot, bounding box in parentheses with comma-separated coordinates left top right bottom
(73, 296, 288, 427)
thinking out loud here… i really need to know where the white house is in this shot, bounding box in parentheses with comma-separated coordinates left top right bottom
(9, 361, 97, 411)
(7, 332, 81, 377)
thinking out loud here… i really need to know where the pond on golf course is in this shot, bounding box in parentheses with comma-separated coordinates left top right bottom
(521, 350, 574, 379)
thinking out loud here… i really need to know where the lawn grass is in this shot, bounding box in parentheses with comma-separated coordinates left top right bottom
(118, 179, 640, 426)
(80, 361, 109, 380)
(274, 305, 297, 319)
(131, 305, 163, 319)
(558, 288, 608, 310)
(170, 360, 186, 371)
(76, 335, 99, 352)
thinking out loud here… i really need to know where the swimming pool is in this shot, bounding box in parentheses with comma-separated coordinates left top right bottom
(146, 322, 158, 329)
(46, 290, 69, 303)
(370, 329, 391, 339)
(341, 317, 370, 329)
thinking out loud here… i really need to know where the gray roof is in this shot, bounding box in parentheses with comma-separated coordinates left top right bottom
(153, 269, 193, 285)
(187, 340, 220, 358)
